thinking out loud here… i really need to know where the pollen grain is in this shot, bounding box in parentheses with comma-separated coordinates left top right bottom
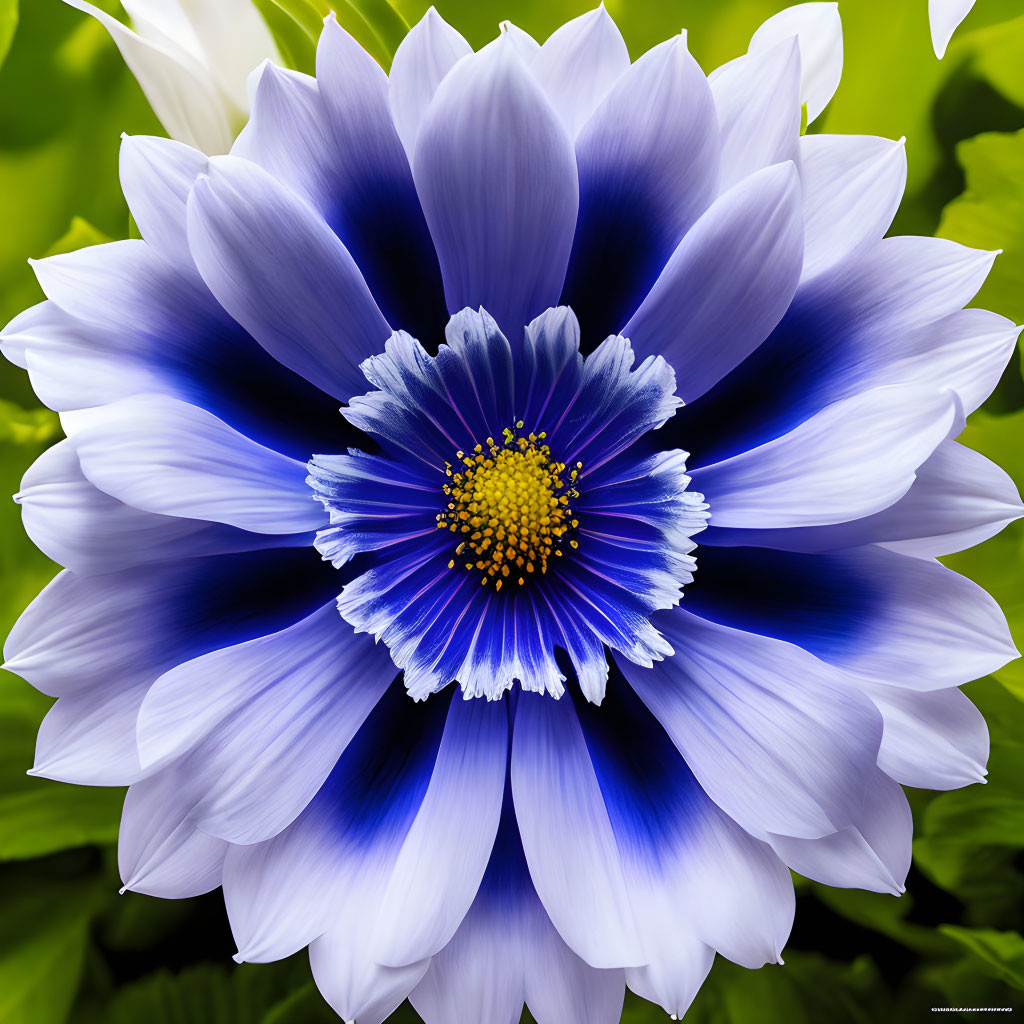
(436, 427, 580, 589)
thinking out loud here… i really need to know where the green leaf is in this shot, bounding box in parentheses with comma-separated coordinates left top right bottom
(938, 128, 1024, 325)
(666, 952, 892, 1024)
(0, 872, 99, 1024)
(0, 672, 124, 860)
(913, 679, 1024, 923)
(45, 215, 113, 257)
(253, 0, 408, 73)
(0, 0, 16, 71)
(963, 14, 1024, 108)
(73, 958, 324, 1024)
(939, 927, 1024, 990)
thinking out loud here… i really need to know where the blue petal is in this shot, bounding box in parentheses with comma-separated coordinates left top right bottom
(5, 545, 339, 700)
(675, 237, 996, 466)
(26, 243, 356, 461)
(560, 35, 720, 343)
(412, 36, 579, 340)
(309, 450, 441, 567)
(682, 544, 879, 659)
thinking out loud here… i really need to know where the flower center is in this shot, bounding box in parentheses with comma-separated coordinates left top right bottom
(436, 427, 581, 592)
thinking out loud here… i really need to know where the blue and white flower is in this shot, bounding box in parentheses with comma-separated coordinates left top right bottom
(3, 5, 1021, 1022)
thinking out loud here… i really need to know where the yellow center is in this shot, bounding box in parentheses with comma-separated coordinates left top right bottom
(436, 427, 581, 592)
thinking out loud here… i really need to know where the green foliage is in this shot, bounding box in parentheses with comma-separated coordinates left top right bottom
(254, 0, 408, 71)
(0, 0, 16, 70)
(0, 0, 1023, 1022)
(0, 870, 102, 1024)
(939, 129, 1024, 325)
(940, 927, 1024, 990)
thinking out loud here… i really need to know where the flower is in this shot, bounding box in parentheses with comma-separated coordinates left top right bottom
(4, 4, 1022, 1023)
(63, 0, 279, 153)
(929, 0, 978, 57)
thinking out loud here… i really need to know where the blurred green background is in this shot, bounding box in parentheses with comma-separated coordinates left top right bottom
(2, 0, 1024, 1021)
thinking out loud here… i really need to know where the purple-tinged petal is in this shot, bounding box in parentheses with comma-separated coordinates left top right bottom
(413, 36, 579, 340)
(560, 33, 720, 341)
(493, 21, 540, 63)
(799, 134, 906, 281)
(675, 237, 998, 466)
(511, 691, 645, 968)
(222, 683, 450, 965)
(864, 683, 988, 790)
(16, 245, 348, 459)
(372, 696, 508, 966)
(63, 395, 324, 535)
(135, 604, 396, 846)
(120, 134, 209, 266)
(411, 786, 625, 1024)
(710, 439, 1022, 558)
(15, 439, 302, 576)
(748, 1, 843, 122)
(223, 687, 503, 1021)
(230, 62, 329, 210)
(3, 547, 337, 699)
(309, 449, 440, 568)
(691, 384, 956, 529)
(0, 299, 163, 412)
(619, 613, 883, 840)
(575, 681, 795, 972)
(684, 544, 1016, 691)
(768, 770, 911, 894)
(315, 16, 448, 342)
(884, 308, 1021, 417)
(625, 939, 713, 1024)
(187, 155, 390, 401)
(32, 677, 150, 786)
(709, 39, 801, 192)
(119, 769, 229, 898)
(530, 6, 630, 138)
(389, 7, 472, 159)
(623, 161, 803, 403)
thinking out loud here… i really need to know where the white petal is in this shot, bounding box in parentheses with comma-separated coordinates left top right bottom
(865, 683, 988, 789)
(692, 384, 957, 529)
(929, 0, 977, 57)
(119, 767, 228, 897)
(799, 134, 906, 281)
(620, 614, 883, 841)
(167, 0, 278, 111)
(62, 395, 323, 535)
(709, 38, 801, 192)
(749, 2, 842, 122)
(769, 770, 911, 894)
(388, 7, 472, 159)
(62, 0, 235, 153)
(137, 604, 396, 844)
(530, 6, 631, 138)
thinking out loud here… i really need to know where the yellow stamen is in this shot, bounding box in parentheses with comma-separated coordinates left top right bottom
(435, 427, 581, 589)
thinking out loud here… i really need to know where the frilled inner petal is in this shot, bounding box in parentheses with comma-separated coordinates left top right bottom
(308, 306, 707, 701)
